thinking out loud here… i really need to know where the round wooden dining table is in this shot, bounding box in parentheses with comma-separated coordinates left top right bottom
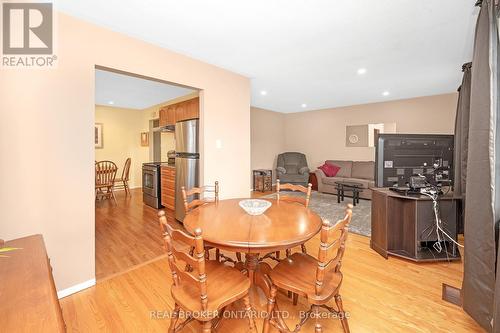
(183, 198, 322, 294)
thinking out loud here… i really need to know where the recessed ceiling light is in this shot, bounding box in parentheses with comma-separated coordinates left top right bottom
(357, 68, 367, 75)
(108, 101, 115, 105)
(260, 90, 267, 96)
(382, 91, 390, 96)
(301, 103, 307, 108)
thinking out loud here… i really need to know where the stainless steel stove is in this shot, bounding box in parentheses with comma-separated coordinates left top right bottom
(142, 162, 163, 209)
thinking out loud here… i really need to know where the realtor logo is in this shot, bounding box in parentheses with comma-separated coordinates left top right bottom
(1, 1, 57, 67)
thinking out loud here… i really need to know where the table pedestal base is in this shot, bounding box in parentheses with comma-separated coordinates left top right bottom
(234, 253, 273, 297)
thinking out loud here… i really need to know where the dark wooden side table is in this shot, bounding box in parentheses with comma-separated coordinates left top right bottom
(253, 169, 272, 192)
(308, 172, 318, 191)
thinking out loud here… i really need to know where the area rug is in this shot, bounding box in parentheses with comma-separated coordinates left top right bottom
(262, 191, 371, 237)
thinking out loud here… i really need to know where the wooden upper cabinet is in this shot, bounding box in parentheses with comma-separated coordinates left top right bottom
(159, 107, 168, 127)
(184, 97, 200, 121)
(166, 106, 176, 126)
(158, 97, 199, 126)
(174, 103, 185, 123)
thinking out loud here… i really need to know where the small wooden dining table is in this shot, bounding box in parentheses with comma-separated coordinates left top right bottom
(183, 198, 323, 295)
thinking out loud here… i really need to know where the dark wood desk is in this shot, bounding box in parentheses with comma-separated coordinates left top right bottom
(371, 188, 461, 262)
(0, 235, 66, 332)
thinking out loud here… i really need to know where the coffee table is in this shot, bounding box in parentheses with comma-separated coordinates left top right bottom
(335, 181, 364, 206)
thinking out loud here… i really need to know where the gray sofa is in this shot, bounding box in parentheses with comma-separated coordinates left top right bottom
(315, 160, 375, 199)
(276, 152, 310, 186)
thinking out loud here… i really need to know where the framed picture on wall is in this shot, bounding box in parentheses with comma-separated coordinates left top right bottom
(140, 132, 149, 147)
(95, 123, 103, 149)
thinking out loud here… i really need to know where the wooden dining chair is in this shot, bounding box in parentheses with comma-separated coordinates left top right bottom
(262, 204, 353, 333)
(182, 182, 232, 263)
(95, 161, 118, 204)
(181, 181, 219, 213)
(159, 210, 207, 273)
(114, 157, 131, 196)
(159, 211, 255, 333)
(277, 179, 313, 255)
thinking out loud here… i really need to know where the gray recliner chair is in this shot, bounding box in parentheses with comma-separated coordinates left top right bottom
(276, 152, 310, 186)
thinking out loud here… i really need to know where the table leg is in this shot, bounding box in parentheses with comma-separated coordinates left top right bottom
(245, 253, 259, 283)
(353, 191, 357, 206)
(337, 186, 341, 203)
(244, 253, 272, 297)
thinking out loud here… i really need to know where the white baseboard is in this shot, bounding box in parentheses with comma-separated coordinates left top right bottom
(57, 278, 96, 299)
(114, 185, 141, 192)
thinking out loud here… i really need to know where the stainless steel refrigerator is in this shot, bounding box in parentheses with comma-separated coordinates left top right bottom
(175, 119, 199, 221)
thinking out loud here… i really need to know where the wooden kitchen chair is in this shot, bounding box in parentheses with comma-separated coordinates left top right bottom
(182, 182, 230, 263)
(181, 181, 219, 212)
(262, 204, 353, 333)
(277, 179, 313, 255)
(114, 157, 131, 196)
(95, 161, 118, 204)
(159, 211, 255, 333)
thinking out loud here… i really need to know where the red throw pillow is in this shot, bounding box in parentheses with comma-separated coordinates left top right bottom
(318, 163, 340, 177)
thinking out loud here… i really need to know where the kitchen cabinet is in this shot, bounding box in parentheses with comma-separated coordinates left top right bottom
(158, 98, 199, 126)
(159, 107, 167, 126)
(166, 105, 176, 125)
(159, 105, 175, 127)
(182, 97, 199, 121)
(161, 165, 176, 210)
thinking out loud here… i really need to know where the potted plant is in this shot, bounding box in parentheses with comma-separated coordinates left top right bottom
(0, 239, 20, 257)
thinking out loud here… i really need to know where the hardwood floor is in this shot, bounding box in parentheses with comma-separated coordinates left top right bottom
(95, 188, 165, 280)
(63, 191, 483, 332)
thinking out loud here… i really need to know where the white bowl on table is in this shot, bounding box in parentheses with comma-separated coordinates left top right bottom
(239, 199, 272, 216)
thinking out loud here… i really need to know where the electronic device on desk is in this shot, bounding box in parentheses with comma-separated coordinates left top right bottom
(375, 133, 454, 188)
(409, 174, 427, 190)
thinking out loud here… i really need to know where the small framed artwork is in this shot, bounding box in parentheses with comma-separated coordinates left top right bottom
(140, 132, 149, 147)
(95, 123, 103, 149)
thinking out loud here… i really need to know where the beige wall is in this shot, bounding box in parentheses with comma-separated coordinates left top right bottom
(250, 107, 286, 183)
(251, 93, 458, 175)
(285, 93, 458, 168)
(95, 105, 149, 188)
(0, 13, 250, 292)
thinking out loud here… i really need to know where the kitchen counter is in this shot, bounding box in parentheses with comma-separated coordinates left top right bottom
(160, 163, 175, 168)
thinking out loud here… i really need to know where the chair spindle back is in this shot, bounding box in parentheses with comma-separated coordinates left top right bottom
(276, 179, 312, 207)
(121, 158, 131, 181)
(315, 204, 352, 296)
(159, 211, 208, 311)
(182, 181, 219, 213)
(95, 161, 118, 186)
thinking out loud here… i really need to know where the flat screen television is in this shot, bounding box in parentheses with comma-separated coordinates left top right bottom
(375, 134, 454, 188)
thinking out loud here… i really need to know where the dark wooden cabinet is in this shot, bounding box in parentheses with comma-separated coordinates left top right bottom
(253, 169, 272, 192)
(370, 188, 461, 262)
(161, 166, 175, 210)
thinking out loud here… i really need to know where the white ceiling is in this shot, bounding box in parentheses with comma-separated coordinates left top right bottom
(60, 1, 478, 113)
(95, 69, 195, 109)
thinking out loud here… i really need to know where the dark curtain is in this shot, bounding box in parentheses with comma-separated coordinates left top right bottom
(462, 0, 500, 331)
(453, 62, 471, 198)
(454, 63, 472, 234)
